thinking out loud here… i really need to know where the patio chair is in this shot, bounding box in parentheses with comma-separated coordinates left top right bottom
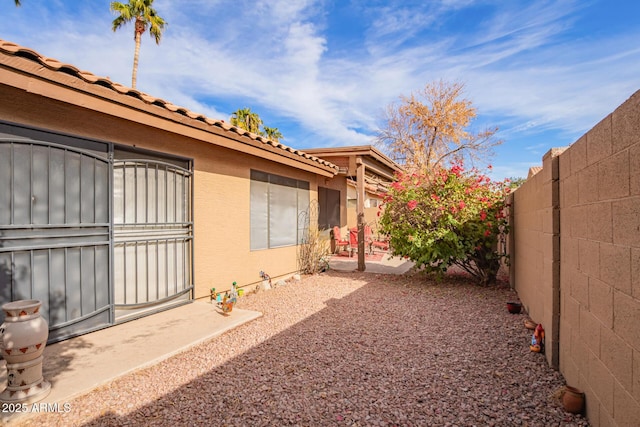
(332, 226, 350, 254)
(365, 224, 389, 253)
(349, 227, 359, 257)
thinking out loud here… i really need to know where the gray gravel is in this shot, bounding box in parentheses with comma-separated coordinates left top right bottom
(15, 270, 589, 426)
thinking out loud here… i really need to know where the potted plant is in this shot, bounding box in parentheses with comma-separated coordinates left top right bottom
(506, 301, 522, 314)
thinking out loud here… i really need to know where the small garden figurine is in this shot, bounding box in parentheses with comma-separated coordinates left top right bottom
(220, 282, 238, 314)
(530, 323, 545, 353)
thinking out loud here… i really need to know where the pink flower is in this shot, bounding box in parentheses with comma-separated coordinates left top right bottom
(480, 211, 487, 220)
(458, 201, 466, 209)
(407, 200, 418, 211)
(391, 181, 405, 191)
(451, 165, 463, 177)
(484, 230, 491, 237)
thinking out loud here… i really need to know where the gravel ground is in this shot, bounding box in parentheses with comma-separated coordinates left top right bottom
(14, 270, 589, 426)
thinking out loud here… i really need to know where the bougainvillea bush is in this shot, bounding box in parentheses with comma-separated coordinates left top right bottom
(378, 164, 511, 286)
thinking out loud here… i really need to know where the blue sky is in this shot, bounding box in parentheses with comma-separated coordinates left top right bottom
(1, 0, 639, 180)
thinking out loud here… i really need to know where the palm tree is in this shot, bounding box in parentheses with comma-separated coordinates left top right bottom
(262, 126, 283, 142)
(110, 0, 167, 89)
(230, 108, 262, 134)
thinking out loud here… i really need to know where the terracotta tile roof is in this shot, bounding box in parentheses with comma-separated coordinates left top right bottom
(0, 39, 338, 174)
(527, 166, 543, 178)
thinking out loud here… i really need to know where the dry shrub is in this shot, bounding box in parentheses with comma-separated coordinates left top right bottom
(297, 227, 331, 275)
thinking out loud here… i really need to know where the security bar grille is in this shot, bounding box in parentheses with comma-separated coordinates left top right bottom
(0, 139, 111, 342)
(112, 159, 193, 321)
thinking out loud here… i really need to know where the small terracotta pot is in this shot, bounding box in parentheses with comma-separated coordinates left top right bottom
(562, 386, 585, 414)
(506, 302, 522, 314)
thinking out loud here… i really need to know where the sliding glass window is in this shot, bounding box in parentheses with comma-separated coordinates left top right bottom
(250, 170, 309, 250)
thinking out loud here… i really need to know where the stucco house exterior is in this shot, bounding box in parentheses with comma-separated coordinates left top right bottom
(304, 146, 402, 271)
(0, 39, 342, 342)
(304, 146, 401, 235)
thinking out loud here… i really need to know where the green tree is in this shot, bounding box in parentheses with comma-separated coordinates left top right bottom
(230, 108, 285, 141)
(379, 164, 511, 286)
(230, 107, 263, 134)
(376, 80, 502, 174)
(110, 0, 167, 89)
(262, 126, 283, 142)
(508, 176, 526, 188)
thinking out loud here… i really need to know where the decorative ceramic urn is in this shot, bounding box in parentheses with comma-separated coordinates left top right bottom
(0, 300, 51, 404)
(0, 359, 6, 393)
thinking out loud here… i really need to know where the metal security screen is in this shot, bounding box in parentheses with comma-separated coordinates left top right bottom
(113, 158, 193, 322)
(1, 126, 195, 342)
(0, 139, 111, 342)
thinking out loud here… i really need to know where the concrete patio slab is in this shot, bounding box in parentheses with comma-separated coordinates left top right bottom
(329, 252, 415, 274)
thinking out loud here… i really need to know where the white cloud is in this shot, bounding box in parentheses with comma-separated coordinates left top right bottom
(490, 162, 537, 181)
(1, 0, 638, 162)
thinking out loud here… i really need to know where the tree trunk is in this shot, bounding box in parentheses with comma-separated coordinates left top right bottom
(132, 29, 142, 89)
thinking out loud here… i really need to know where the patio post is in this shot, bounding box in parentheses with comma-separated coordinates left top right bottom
(356, 158, 366, 271)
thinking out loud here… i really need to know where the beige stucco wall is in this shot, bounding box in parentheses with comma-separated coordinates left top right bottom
(346, 185, 384, 231)
(510, 89, 640, 426)
(365, 194, 384, 232)
(191, 143, 320, 299)
(0, 84, 324, 301)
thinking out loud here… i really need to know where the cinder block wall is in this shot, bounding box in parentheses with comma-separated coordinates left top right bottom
(510, 90, 640, 426)
(509, 148, 564, 369)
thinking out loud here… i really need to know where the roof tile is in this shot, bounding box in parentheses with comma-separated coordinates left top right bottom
(0, 39, 337, 173)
